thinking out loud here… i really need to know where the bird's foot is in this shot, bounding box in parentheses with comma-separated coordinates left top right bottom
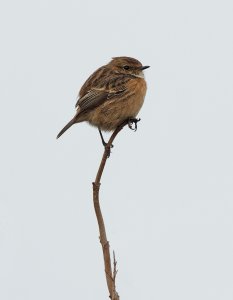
(128, 118, 141, 132)
(99, 128, 114, 149)
(102, 141, 114, 148)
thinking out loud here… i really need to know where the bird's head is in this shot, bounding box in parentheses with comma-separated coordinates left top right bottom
(108, 56, 150, 78)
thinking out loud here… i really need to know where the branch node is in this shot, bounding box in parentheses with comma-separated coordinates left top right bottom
(92, 182, 101, 191)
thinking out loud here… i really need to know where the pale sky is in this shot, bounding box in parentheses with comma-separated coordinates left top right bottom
(1, 0, 233, 299)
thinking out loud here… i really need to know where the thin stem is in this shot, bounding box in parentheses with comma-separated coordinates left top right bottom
(92, 120, 128, 300)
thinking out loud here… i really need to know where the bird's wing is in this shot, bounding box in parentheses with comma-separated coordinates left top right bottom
(75, 75, 130, 111)
(75, 89, 108, 111)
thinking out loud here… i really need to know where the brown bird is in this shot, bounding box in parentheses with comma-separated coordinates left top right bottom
(57, 56, 149, 145)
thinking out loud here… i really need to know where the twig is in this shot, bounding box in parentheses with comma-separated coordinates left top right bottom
(113, 251, 118, 282)
(92, 120, 129, 300)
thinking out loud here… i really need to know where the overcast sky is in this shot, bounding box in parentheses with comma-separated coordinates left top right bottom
(1, 0, 233, 299)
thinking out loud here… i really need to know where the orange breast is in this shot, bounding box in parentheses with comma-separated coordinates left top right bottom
(88, 78, 147, 131)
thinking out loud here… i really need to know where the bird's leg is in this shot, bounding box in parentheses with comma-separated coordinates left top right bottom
(98, 128, 114, 148)
(98, 128, 107, 146)
(128, 118, 141, 131)
(98, 128, 114, 158)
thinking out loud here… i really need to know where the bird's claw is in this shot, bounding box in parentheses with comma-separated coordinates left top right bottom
(128, 118, 141, 131)
(103, 141, 114, 149)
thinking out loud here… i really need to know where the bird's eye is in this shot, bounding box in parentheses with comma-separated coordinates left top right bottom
(123, 65, 130, 70)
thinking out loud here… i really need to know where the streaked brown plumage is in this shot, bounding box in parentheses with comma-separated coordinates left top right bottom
(57, 57, 149, 142)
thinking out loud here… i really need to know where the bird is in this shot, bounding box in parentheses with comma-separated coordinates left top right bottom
(56, 56, 149, 145)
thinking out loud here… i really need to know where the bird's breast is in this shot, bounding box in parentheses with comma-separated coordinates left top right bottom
(88, 78, 147, 131)
(126, 78, 147, 115)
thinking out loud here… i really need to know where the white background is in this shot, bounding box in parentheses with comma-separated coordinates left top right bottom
(1, 0, 233, 299)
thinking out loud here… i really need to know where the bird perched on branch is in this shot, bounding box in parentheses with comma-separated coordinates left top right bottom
(56, 56, 149, 145)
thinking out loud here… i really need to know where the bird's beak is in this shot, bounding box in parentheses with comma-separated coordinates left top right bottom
(140, 66, 150, 70)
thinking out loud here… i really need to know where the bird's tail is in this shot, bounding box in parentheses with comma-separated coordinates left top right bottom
(56, 117, 76, 139)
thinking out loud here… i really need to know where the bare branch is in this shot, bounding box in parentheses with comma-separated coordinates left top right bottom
(92, 120, 129, 300)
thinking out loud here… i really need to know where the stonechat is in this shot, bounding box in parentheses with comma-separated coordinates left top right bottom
(57, 57, 149, 145)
